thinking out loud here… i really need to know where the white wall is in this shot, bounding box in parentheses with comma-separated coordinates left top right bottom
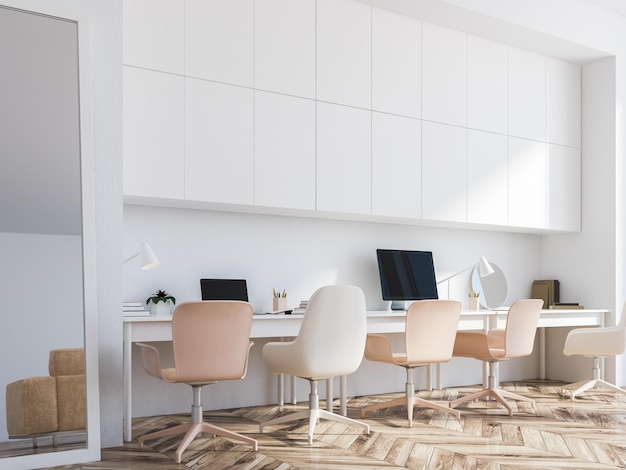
(123, 204, 541, 416)
(0, 232, 83, 442)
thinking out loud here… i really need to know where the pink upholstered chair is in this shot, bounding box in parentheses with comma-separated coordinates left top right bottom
(360, 300, 462, 426)
(450, 299, 543, 415)
(561, 302, 626, 399)
(258, 285, 370, 445)
(136, 301, 258, 463)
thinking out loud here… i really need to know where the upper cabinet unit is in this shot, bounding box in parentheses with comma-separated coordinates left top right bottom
(185, 0, 254, 87)
(316, 0, 371, 109)
(547, 58, 581, 148)
(508, 48, 546, 142)
(422, 23, 467, 127)
(254, 0, 315, 99)
(123, 0, 184, 74)
(123, 67, 184, 200)
(467, 36, 508, 135)
(123, 0, 583, 233)
(371, 8, 421, 118)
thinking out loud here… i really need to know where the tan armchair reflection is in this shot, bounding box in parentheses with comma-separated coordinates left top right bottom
(6, 348, 85, 447)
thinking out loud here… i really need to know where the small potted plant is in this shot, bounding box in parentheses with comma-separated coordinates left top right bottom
(146, 289, 176, 316)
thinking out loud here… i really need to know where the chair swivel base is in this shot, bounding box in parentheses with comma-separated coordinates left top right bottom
(361, 395, 460, 427)
(138, 421, 258, 463)
(450, 388, 535, 416)
(560, 379, 626, 400)
(260, 408, 369, 445)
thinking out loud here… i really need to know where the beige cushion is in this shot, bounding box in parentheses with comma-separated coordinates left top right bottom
(49, 348, 84, 377)
(56, 375, 86, 431)
(6, 376, 58, 436)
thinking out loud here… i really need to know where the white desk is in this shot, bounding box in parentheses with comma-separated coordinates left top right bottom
(123, 308, 607, 442)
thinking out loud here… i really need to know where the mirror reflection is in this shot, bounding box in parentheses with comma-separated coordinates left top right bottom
(471, 263, 508, 309)
(0, 6, 87, 458)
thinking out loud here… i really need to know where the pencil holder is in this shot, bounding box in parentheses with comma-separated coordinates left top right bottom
(273, 297, 288, 311)
(468, 297, 480, 310)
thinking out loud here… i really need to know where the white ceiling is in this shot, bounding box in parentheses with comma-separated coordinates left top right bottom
(580, 0, 626, 17)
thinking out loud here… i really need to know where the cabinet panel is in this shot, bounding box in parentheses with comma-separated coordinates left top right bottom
(467, 130, 508, 225)
(547, 58, 581, 148)
(123, 0, 184, 74)
(123, 67, 184, 199)
(255, 0, 315, 99)
(316, 102, 371, 214)
(421, 122, 467, 222)
(372, 8, 420, 118)
(316, 0, 371, 109)
(185, 78, 253, 204)
(372, 113, 421, 218)
(422, 22, 466, 127)
(467, 36, 508, 135)
(508, 137, 546, 229)
(509, 48, 546, 141)
(254, 92, 315, 210)
(185, 0, 253, 87)
(546, 144, 581, 231)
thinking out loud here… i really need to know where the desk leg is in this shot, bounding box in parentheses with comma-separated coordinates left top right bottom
(326, 378, 333, 412)
(340, 375, 347, 416)
(291, 375, 297, 404)
(277, 374, 284, 406)
(123, 324, 132, 442)
(436, 364, 442, 390)
(539, 328, 546, 380)
(426, 364, 432, 390)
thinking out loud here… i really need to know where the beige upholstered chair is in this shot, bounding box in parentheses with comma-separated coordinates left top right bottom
(361, 300, 462, 426)
(136, 301, 258, 463)
(450, 299, 543, 415)
(6, 348, 85, 447)
(561, 302, 626, 399)
(259, 285, 370, 445)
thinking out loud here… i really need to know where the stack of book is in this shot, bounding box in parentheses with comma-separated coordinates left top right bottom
(292, 300, 308, 314)
(123, 301, 150, 316)
(550, 303, 584, 310)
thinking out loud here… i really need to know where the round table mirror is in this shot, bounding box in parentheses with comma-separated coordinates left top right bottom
(471, 263, 508, 309)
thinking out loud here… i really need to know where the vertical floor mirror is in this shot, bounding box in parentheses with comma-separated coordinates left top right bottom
(0, 1, 100, 467)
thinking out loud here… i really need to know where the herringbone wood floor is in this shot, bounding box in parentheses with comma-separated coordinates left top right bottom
(39, 380, 626, 469)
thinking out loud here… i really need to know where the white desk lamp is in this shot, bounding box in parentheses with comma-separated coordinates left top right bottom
(123, 241, 160, 270)
(437, 256, 494, 299)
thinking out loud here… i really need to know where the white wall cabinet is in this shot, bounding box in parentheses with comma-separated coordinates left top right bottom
(254, 91, 315, 210)
(467, 36, 508, 135)
(184, 78, 253, 205)
(422, 22, 467, 127)
(509, 48, 546, 142)
(123, 67, 184, 199)
(546, 144, 581, 231)
(316, 0, 371, 109)
(316, 102, 371, 214)
(185, 0, 253, 87)
(123, 0, 184, 74)
(421, 122, 467, 222)
(122, 0, 582, 234)
(467, 130, 508, 226)
(508, 137, 546, 229)
(371, 113, 421, 218)
(547, 58, 581, 148)
(254, 0, 315, 99)
(371, 8, 421, 118)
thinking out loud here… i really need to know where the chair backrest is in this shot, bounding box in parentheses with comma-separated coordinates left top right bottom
(291, 285, 367, 378)
(171, 301, 253, 383)
(405, 300, 462, 363)
(503, 299, 543, 358)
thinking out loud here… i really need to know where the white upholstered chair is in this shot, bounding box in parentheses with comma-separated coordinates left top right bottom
(561, 302, 626, 400)
(136, 301, 258, 463)
(450, 299, 543, 415)
(259, 285, 370, 444)
(360, 300, 462, 426)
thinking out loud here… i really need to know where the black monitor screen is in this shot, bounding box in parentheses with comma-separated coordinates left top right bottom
(376, 249, 438, 301)
(200, 279, 248, 302)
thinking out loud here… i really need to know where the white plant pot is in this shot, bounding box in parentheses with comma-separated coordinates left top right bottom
(151, 301, 171, 316)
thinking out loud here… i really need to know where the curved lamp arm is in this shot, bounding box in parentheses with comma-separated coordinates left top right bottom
(437, 256, 494, 299)
(123, 241, 160, 270)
